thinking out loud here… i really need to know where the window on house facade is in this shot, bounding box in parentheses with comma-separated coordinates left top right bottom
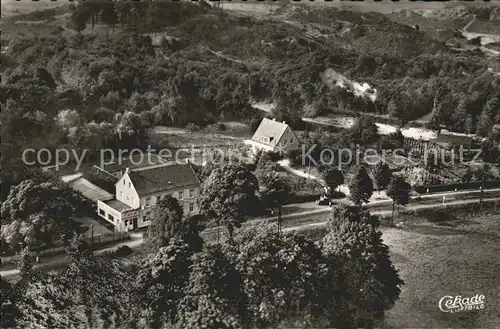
(99, 209, 105, 216)
(128, 182, 131, 188)
(124, 220, 128, 226)
(189, 189, 194, 198)
(120, 191, 123, 197)
(146, 197, 151, 206)
(108, 214, 114, 221)
(178, 190, 183, 200)
(189, 202, 194, 212)
(123, 180, 125, 185)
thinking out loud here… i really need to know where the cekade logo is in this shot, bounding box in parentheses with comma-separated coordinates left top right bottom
(439, 294, 485, 313)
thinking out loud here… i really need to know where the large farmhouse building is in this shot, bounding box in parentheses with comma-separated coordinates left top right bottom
(246, 118, 301, 154)
(96, 162, 201, 232)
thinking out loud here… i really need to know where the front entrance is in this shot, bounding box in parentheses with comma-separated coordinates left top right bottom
(132, 218, 138, 230)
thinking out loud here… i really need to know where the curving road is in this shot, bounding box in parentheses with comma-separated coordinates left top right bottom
(3, 188, 500, 280)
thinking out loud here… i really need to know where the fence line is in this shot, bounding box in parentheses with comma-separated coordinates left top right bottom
(1, 232, 130, 262)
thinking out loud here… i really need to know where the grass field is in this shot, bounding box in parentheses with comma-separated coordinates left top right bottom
(382, 212, 500, 328)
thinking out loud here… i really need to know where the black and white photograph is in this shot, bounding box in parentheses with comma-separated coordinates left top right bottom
(1, 0, 500, 328)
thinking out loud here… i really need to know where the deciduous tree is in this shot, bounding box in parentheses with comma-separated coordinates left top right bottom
(386, 175, 411, 221)
(147, 195, 203, 250)
(348, 165, 374, 206)
(200, 164, 259, 239)
(321, 211, 403, 328)
(1, 180, 77, 250)
(321, 166, 344, 195)
(372, 162, 391, 193)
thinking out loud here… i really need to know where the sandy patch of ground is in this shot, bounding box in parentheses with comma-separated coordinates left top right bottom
(251, 101, 275, 113)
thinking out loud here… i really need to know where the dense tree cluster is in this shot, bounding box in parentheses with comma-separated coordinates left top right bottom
(3, 205, 403, 329)
(0, 177, 90, 254)
(3, 3, 499, 201)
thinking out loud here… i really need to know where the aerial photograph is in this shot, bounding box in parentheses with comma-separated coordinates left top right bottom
(1, 0, 499, 328)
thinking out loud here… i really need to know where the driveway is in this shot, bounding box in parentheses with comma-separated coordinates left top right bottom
(73, 216, 113, 238)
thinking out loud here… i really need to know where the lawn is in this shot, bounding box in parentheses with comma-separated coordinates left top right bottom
(381, 212, 500, 328)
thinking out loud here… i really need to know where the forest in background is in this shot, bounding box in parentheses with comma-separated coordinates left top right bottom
(1, 0, 500, 197)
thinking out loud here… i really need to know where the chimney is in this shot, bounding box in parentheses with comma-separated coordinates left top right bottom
(272, 118, 276, 121)
(125, 167, 130, 174)
(282, 121, 286, 124)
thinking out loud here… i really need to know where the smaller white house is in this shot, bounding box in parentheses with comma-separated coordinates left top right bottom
(245, 118, 300, 155)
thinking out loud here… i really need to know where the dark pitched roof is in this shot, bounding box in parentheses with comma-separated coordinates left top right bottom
(102, 153, 166, 174)
(432, 132, 473, 148)
(127, 163, 200, 196)
(84, 165, 118, 194)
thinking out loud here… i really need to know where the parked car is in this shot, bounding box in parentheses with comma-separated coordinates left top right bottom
(315, 195, 332, 206)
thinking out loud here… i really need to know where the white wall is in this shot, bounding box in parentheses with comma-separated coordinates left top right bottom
(97, 200, 123, 229)
(116, 173, 140, 208)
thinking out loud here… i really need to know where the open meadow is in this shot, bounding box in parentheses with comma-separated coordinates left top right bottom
(383, 211, 500, 328)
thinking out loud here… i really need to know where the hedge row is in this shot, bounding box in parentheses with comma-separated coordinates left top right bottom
(413, 180, 500, 194)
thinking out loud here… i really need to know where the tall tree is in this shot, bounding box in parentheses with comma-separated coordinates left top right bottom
(476, 97, 499, 136)
(100, 2, 118, 40)
(17, 247, 33, 279)
(386, 175, 411, 222)
(176, 244, 245, 329)
(478, 163, 492, 210)
(259, 170, 291, 234)
(329, 204, 379, 232)
(200, 164, 259, 239)
(9, 250, 135, 328)
(321, 211, 403, 328)
(135, 239, 197, 328)
(480, 138, 499, 164)
(147, 195, 203, 250)
(372, 162, 391, 194)
(234, 224, 337, 328)
(348, 165, 374, 206)
(70, 6, 90, 34)
(321, 166, 345, 196)
(1, 180, 76, 251)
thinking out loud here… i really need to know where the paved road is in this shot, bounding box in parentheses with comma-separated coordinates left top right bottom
(3, 188, 500, 279)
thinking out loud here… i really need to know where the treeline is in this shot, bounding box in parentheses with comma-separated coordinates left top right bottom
(69, 0, 206, 33)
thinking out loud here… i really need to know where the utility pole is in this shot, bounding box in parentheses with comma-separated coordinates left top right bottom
(480, 163, 490, 210)
(277, 202, 282, 237)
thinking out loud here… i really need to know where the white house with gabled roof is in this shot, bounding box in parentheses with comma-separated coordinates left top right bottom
(245, 118, 301, 155)
(96, 163, 201, 232)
